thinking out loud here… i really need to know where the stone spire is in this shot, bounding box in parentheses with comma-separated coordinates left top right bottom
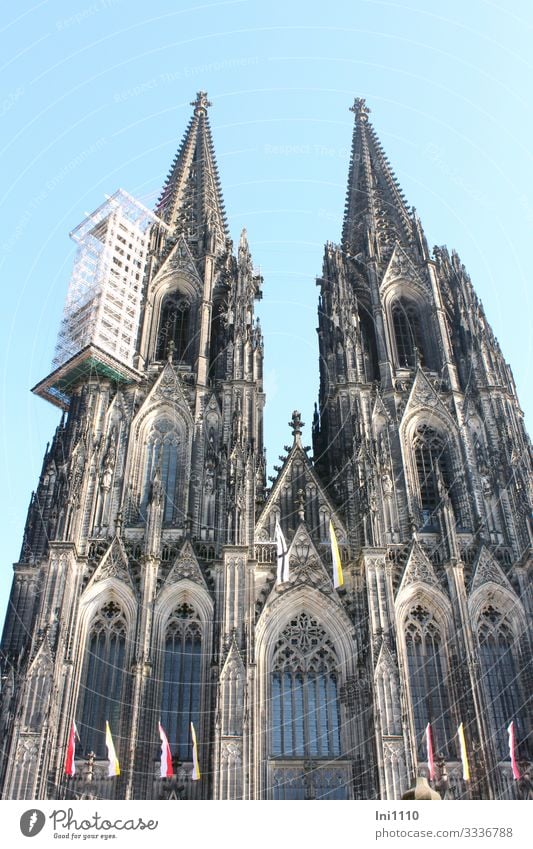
(155, 91, 228, 256)
(342, 97, 414, 262)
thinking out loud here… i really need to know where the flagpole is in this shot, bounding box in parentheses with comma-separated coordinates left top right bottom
(508, 721, 521, 781)
(426, 723, 435, 782)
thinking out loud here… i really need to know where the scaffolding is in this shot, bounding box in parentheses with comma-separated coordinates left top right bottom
(52, 189, 160, 371)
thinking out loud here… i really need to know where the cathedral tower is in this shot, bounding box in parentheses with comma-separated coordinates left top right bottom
(312, 98, 532, 799)
(0, 93, 265, 800)
(0, 94, 531, 801)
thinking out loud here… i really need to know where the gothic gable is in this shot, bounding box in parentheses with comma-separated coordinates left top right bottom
(105, 389, 129, 424)
(372, 392, 391, 426)
(401, 368, 454, 429)
(204, 392, 222, 421)
(397, 541, 440, 596)
(164, 540, 208, 589)
(220, 637, 245, 681)
(255, 443, 342, 541)
(87, 535, 135, 592)
(380, 243, 429, 295)
(470, 546, 514, 596)
(150, 235, 203, 297)
(375, 641, 396, 675)
(27, 636, 53, 674)
(133, 361, 194, 428)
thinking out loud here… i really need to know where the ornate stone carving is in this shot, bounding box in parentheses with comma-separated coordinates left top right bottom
(220, 739, 242, 764)
(151, 361, 192, 411)
(398, 541, 440, 593)
(380, 244, 429, 293)
(91, 536, 134, 590)
(470, 546, 514, 595)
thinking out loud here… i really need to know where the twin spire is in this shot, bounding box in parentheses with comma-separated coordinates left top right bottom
(156, 92, 415, 262)
(342, 97, 415, 261)
(156, 91, 228, 255)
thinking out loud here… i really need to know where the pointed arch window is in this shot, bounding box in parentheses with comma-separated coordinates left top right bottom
(405, 605, 453, 758)
(161, 603, 202, 760)
(79, 601, 127, 758)
(271, 612, 341, 759)
(478, 606, 524, 760)
(392, 299, 425, 368)
(156, 293, 190, 361)
(414, 425, 460, 527)
(140, 418, 182, 524)
(358, 305, 380, 381)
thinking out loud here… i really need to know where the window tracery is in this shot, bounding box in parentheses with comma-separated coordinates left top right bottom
(161, 603, 202, 760)
(404, 604, 453, 758)
(413, 425, 463, 527)
(271, 612, 341, 759)
(156, 293, 190, 361)
(140, 417, 183, 524)
(79, 601, 127, 758)
(392, 298, 425, 368)
(478, 605, 523, 760)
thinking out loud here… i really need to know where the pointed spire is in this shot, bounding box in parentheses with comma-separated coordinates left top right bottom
(342, 97, 414, 262)
(155, 91, 228, 256)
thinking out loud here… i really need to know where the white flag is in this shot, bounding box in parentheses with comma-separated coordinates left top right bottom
(275, 520, 289, 584)
(191, 722, 201, 781)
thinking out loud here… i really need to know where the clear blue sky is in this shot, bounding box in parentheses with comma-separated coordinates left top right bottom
(1, 0, 532, 625)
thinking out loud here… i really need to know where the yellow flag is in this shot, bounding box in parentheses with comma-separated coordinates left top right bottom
(105, 721, 120, 777)
(191, 721, 201, 781)
(329, 520, 344, 588)
(457, 723, 470, 781)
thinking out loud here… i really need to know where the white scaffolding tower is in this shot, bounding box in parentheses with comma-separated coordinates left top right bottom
(53, 189, 159, 370)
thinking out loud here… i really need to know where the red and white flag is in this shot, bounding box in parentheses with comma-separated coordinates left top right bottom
(64, 720, 78, 777)
(508, 721, 520, 780)
(159, 722, 173, 778)
(426, 723, 435, 781)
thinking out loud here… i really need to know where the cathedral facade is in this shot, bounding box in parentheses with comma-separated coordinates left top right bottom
(0, 93, 531, 801)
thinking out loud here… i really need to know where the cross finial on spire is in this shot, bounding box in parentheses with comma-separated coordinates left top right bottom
(349, 97, 371, 123)
(191, 91, 212, 115)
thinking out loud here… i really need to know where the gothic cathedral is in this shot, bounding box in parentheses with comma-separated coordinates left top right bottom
(1, 93, 531, 801)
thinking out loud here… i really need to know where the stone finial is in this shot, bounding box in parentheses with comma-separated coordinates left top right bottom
(349, 97, 371, 123)
(191, 91, 212, 115)
(289, 410, 304, 443)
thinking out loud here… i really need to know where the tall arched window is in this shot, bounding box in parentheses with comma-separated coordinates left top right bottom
(140, 418, 182, 524)
(156, 293, 190, 361)
(478, 606, 523, 760)
(414, 425, 459, 528)
(405, 604, 453, 758)
(392, 298, 425, 368)
(359, 306, 380, 382)
(79, 601, 127, 758)
(161, 603, 202, 760)
(271, 612, 341, 759)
